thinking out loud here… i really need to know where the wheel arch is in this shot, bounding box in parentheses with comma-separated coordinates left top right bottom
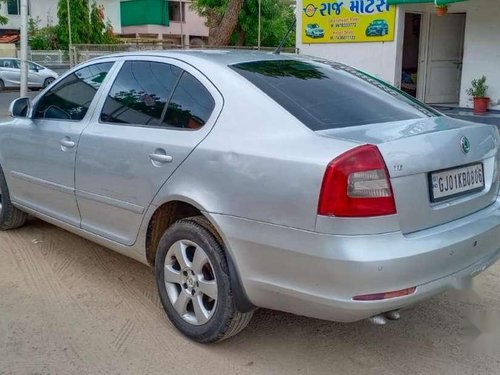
(145, 198, 255, 313)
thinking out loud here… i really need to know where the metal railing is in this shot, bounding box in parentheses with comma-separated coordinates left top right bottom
(69, 43, 299, 66)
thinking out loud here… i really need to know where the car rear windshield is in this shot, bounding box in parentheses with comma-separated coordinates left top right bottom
(230, 59, 440, 131)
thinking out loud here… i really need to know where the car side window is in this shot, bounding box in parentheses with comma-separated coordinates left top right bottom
(100, 61, 182, 125)
(0, 59, 16, 68)
(33, 62, 113, 121)
(163, 72, 215, 130)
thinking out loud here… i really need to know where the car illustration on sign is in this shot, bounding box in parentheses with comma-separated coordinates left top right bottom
(366, 19, 389, 36)
(305, 23, 325, 38)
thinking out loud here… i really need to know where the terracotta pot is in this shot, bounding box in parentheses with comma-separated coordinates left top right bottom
(436, 6, 448, 16)
(473, 97, 490, 114)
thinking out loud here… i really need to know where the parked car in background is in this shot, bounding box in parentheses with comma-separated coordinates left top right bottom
(305, 23, 325, 38)
(2, 51, 500, 344)
(366, 19, 389, 36)
(0, 58, 58, 90)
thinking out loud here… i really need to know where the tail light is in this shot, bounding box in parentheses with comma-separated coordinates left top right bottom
(318, 144, 396, 217)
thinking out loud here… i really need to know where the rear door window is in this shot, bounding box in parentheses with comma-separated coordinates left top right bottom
(100, 61, 182, 126)
(163, 72, 215, 130)
(231, 60, 440, 131)
(101, 61, 215, 130)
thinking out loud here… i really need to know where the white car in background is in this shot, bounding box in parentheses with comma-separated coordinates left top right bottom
(0, 58, 58, 90)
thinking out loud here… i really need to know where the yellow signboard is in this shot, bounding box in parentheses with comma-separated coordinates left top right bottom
(302, 0, 396, 44)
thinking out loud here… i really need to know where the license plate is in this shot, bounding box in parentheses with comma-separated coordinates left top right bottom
(429, 163, 484, 202)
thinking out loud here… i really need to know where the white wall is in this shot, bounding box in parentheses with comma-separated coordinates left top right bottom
(296, 0, 404, 84)
(296, 0, 500, 110)
(458, 0, 500, 109)
(0, 0, 121, 33)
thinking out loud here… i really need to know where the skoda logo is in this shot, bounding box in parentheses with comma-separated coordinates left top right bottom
(460, 136, 470, 154)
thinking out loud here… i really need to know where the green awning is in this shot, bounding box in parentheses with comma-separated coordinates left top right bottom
(388, 0, 468, 5)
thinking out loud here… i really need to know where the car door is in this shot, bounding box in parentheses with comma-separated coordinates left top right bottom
(0, 59, 21, 87)
(75, 57, 222, 245)
(4, 61, 116, 226)
(27, 62, 45, 86)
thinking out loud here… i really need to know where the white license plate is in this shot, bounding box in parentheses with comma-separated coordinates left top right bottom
(429, 163, 484, 202)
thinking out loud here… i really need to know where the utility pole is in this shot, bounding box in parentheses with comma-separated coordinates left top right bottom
(258, 0, 261, 50)
(19, 0, 29, 97)
(179, 0, 184, 48)
(67, 0, 73, 65)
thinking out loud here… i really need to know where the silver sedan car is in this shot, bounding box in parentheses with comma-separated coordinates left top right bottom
(0, 58, 58, 90)
(2, 51, 500, 343)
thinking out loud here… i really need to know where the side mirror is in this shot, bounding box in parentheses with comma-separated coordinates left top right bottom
(9, 97, 30, 118)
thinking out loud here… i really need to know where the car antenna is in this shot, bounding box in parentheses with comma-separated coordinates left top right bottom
(273, 18, 296, 55)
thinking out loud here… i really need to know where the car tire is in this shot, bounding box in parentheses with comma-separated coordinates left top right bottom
(0, 80, 4, 92)
(155, 216, 253, 343)
(0, 165, 27, 230)
(43, 77, 55, 88)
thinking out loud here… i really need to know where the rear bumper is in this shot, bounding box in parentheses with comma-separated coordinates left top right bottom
(209, 199, 500, 322)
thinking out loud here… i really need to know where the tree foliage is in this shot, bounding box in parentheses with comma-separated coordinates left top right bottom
(232, 0, 295, 47)
(28, 17, 58, 50)
(193, 0, 244, 46)
(0, 0, 8, 25)
(56, 0, 117, 49)
(192, 0, 294, 47)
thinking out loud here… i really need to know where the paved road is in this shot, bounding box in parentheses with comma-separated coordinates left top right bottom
(0, 218, 499, 375)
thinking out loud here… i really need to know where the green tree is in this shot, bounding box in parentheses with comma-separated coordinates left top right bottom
(232, 0, 295, 47)
(0, 0, 9, 25)
(28, 17, 58, 50)
(192, 0, 295, 47)
(191, 0, 244, 46)
(56, 0, 117, 49)
(56, 0, 91, 48)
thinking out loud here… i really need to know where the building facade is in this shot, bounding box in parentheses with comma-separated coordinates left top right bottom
(0, 0, 122, 33)
(296, 0, 499, 110)
(120, 0, 208, 46)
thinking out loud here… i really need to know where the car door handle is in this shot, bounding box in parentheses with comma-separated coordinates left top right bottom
(60, 138, 75, 148)
(149, 153, 173, 164)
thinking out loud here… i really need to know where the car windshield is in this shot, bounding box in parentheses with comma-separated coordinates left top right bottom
(311, 24, 319, 28)
(231, 59, 440, 131)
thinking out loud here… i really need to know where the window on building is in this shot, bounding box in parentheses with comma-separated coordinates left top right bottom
(34, 62, 114, 121)
(168, 1, 185, 22)
(100, 61, 182, 126)
(163, 72, 215, 130)
(7, 0, 30, 15)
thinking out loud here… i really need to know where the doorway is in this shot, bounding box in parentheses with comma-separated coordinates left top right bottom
(401, 13, 422, 98)
(424, 13, 466, 104)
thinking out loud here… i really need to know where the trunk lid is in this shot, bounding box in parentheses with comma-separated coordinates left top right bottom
(318, 116, 500, 233)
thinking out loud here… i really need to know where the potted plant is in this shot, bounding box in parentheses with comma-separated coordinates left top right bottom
(435, 5, 448, 16)
(466, 76, 490, 114)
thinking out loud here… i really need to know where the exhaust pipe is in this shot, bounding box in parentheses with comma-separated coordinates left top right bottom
(368, 315, 387, 325)
(385, 310, 401, 321)
(367, 310, 401, 325)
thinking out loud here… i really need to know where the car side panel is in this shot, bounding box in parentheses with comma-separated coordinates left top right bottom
(149, 70, 358, 231)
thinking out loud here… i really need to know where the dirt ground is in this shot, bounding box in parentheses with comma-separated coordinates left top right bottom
(1, 218, 499, 375)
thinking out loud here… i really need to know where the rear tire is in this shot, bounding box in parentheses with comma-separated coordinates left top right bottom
(155, 216, 253, 343)
(0, 165, 27, 230)
(0, 80, 5, 92)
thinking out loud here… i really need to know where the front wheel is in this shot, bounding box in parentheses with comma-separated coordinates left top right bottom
(155, 216, 253, 343)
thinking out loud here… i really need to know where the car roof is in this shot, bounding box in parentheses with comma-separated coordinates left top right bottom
(90, 50, 302, 68)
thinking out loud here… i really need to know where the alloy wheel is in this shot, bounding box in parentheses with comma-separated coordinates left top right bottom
(164, 239, 218, 325)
